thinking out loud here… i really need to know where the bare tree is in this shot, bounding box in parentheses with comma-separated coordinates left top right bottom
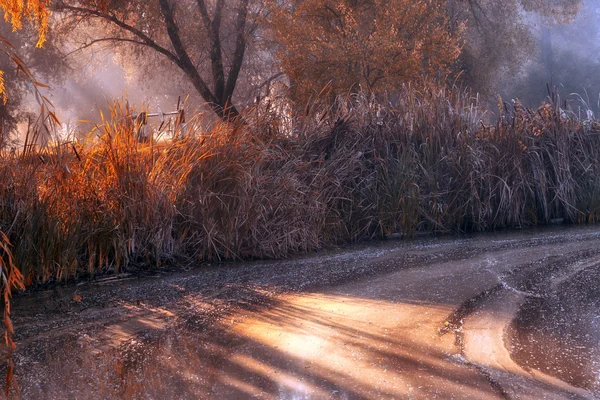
(55, 0, 255, 121)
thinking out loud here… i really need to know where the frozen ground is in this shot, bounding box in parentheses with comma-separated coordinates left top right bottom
(9, 225, 600, 399)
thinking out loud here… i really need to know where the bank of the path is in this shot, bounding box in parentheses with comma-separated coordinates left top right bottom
(10, 226, 600, 399)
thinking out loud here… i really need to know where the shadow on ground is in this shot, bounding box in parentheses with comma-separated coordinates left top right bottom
(9, 226, 600, 399)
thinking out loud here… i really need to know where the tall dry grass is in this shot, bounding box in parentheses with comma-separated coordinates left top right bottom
(0, 84, 599, 284)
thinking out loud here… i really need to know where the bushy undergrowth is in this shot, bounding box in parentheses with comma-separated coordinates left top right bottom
(1, 84, 600, 284)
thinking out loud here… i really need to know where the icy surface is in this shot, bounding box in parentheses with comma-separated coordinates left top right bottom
(9, 225, 600, 399)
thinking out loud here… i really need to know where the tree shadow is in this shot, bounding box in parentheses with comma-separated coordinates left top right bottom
(12, 285, 581, 399)
(9, 229, 600, 399)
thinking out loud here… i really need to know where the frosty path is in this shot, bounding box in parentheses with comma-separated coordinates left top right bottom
(11, 226, 600, 399)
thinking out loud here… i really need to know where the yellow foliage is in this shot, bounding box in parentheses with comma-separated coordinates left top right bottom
(0, 70, 5, 104)
(0, 0, 51, 121)
(0, 0, 50, 47)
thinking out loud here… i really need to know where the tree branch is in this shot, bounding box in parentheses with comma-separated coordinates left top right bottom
(158, 0, 221, 110)
(55, 2, 183, 68)
(224, 0, 249, 103)
(58, 0, 243, 121)
(196, 0, 226, 103)
(64, 37, 147, 58)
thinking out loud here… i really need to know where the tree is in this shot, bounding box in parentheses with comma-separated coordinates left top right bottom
(0, 0, 64, 148)
(0, 23, 68, 148)
(499, 0, 600, 111)
(448, 0, 581, 96)
(0, 0, 50, 47)
(0, 0, 51, 101)
(55, 0, 256, 121)
(266, 0, 463, 103)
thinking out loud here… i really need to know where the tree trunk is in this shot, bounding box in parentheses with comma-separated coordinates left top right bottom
(541, 23, 554, 86)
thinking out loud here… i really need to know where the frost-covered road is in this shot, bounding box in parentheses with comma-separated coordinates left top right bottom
(10, 226, 600, 399)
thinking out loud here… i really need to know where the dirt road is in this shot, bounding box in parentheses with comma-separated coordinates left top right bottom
(10, 226, 600, 399)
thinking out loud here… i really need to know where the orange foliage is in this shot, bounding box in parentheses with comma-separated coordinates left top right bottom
(0, 232, 23, 395)
(0, 0, 50, 47)
(0, 70, 5, 104)
(0, 0, 50, 107)
(267, 0, 463, 102)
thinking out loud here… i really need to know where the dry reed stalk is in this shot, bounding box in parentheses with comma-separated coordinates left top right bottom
(0, 84, 598, 283)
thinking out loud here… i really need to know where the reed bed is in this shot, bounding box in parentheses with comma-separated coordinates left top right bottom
(0, 84, 599, 284)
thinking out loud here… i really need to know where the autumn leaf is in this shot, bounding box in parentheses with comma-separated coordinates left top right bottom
(266, 0, 463, 103)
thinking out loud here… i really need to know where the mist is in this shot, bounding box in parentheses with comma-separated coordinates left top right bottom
(501, 0, 600, 114)
(40, 0, 600, 131)
(3, 0, 599, 143)
(37, 52, 195, 140)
